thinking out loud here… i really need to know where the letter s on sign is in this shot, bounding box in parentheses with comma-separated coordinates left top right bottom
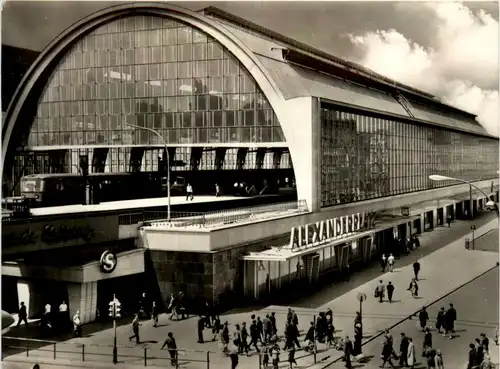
(100, 251, 117, 274)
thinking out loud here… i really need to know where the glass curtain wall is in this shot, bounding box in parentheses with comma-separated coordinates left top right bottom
(29, 15, 284, 148)
(320, 107, 499, 207)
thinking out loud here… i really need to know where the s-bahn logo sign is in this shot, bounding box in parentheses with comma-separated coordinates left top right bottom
(289, 211, 375, 251)
(100, 250, 118, 274)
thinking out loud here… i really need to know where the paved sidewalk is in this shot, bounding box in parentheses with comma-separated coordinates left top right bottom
(3, 215, 498, 369)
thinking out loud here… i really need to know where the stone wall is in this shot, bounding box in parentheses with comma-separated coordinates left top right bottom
(149, 250, 214, 306)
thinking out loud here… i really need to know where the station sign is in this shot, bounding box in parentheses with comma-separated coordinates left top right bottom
(289, 211, 375, 251)
(100, 250, 118, 274)
(2, 215, 119, 254)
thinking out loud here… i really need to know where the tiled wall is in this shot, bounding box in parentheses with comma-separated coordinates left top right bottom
(68, 281, 97, 324)
(149, 250, 214, 304)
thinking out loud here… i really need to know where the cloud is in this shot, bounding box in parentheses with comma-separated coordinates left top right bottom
(347, 2, 499, 136)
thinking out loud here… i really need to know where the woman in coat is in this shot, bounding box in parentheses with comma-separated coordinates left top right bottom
(407, 337, 416, 368)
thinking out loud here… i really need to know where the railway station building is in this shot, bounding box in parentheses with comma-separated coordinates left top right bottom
(2, 3, 499, 322)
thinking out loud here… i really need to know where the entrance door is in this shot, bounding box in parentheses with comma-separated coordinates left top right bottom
(335, 244, 349, 271)
(424, 211, 433, 231)
(361, 237, 373, 263)
(304, 254, 320, 284)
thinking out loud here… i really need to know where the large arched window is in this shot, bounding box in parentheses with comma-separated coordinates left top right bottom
(29, 15, 285, 147)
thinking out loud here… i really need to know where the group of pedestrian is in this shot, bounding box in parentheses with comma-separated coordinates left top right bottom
(374, 280, 396, 303)
(378, 330, 443, 369)
(434, 304, 457, 339)
(467, 333, 494, 369)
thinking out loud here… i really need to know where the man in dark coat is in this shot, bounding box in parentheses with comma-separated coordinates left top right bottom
(436, 307, 446, 334)
(419, 307, 429, 331)
(304, 322, 315, 351)
(445, 303, 457, 338)
(250, 320, 260, 352)
(344, 336, 354, 369)
(269, 312, 277, 336)
(412, 260, 421, 281)
(161, 332, 178, 366)
(17, 302, 28, 327)
(399, 333, 409, 367)
(386, 282, 395, 303)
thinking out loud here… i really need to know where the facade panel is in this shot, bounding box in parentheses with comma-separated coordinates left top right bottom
(29, 15, 283, 149)
(320, 106, 499, 207)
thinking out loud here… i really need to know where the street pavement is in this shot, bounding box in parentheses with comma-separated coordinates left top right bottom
(326, 266, 499, 369)
(3, 212, 499, 369)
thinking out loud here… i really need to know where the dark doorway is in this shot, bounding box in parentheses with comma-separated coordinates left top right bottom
(446, 205, 454, 221)
(413, 218, 421, 234)
(97, 274, 146, 319)
(424, 211, 433, 231)
(437, 208, 444, 226)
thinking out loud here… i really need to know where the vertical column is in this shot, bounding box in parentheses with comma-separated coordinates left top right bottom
(443, 206, 448, 225)
(67, 282, 98, 325)
(452, 203, 456, 220)
(420, 213, 425, 232)
(27, 281, 43, 317)
(406, 222, 411, 238)
(432, 209, 438, 228)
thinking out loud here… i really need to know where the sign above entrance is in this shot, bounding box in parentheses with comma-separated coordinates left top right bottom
(100, 250, 118, 274)
(288, 212, 375, 251)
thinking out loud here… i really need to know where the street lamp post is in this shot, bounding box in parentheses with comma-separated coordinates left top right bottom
(124, 123, 171, 221)
(428, 175, 498, 218)
(470, 225, 476, 250)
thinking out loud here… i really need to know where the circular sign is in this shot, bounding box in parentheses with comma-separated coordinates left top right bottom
(100, 250, 117, 274)
(356, 292, 367, 302)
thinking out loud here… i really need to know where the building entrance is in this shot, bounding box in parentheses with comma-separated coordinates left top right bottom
(437, 208, 444, 226)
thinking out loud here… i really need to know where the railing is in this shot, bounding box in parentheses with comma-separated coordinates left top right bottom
(119, 200, 308, 227)
(3, 335, 326, 368)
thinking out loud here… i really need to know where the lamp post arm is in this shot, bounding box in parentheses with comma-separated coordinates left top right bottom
(124, 123, 171, 221)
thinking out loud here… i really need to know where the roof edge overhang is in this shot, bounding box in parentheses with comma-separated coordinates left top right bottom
(2, 2, 287, 174)
(201, 6, 477, 121)
(281, 48, 478, 121)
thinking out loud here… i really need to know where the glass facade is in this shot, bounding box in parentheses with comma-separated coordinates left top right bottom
(321, 107, 499, 207)
(28, 15, 284, 148)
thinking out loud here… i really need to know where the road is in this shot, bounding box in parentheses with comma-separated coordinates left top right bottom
(3, 211, 498, 369)
(329, 267, 499, 369)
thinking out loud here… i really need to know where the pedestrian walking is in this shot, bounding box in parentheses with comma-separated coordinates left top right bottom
(262, 345, 269, 369)
(304, 322, 315, 351)
(234, 324, 242, 353)
(241, 322, 250, 355)
(229, 340, 239, 369)
(215, 183, 220, 197)
(263, 314, 271, 343)
(399, 333, 409, 367)
(436, 307, 446, 333)
(212, 315, 221, 341)
(434, 349, 444, 369)
(423, 327, 432, 356)
(73, 311, 82, 337)
(467, 343, 477, 369)
(444, 303, 457, 339)
(270, 343, 281, 369)
(419, 307, 429, 332)
(380, 335, 396, 368)
(407, 278, 419, 297)
(17, 302, 28, 327)
(481, 354, 495, 369)
(407, 338, 416, 369)
(386, 281, 395, 303)
(128, 314, 141, 344)
(475, 338, 485, 365)
(381, 254, 388, 272)
(375, 280, 385, 303)
(58, 301, 69, 332)
(197, 315, 205, 343)
(269, 312, 277, 336)
(161, 332, 178, 367)
(426, 348, 437, 369)
(446, 214, 452, 227)
(186, 183, 194, 201)
(288, 345, 297, 368)
(250, 320, 260, 352)
(480, 332, 489, 353)
(256, 316, 264, 343)
(152, 301, 158, 327)
(412, 235, 420, 249)
(387, 254, 395, 272)
(343, 336, 354, 369)
(413, 260, 421, 281)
